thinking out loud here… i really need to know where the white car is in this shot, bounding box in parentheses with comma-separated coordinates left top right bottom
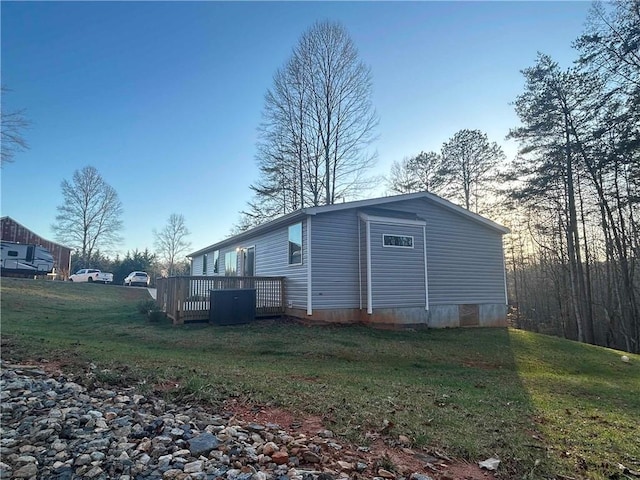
(124, 271, 150, 287)
(69, 269, 114, 284)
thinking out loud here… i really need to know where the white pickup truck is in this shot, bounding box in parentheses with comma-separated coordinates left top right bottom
(68, 268, 114, 284)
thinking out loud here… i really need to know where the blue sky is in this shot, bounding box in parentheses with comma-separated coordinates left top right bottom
(1, 1, 592, 257)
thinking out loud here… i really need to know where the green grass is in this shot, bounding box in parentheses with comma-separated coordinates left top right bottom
(2, 278, 638, 479)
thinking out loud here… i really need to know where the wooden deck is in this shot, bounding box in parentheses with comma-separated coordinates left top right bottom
(155, 276, 285, 324)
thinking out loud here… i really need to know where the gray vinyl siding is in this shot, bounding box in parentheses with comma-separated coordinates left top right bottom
(192, 252, 219, 276)
(369, 223, 425, 308)
(194, 221, 308, 309)
(378, 199, 506, 305)
(191, 256, 203, 276)
(310, 209, 361, 309)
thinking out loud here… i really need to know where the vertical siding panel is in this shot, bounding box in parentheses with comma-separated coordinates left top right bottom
(369, 223, 425, 308)
(191, 256, 203, 276)
(310, 210, 362, 309)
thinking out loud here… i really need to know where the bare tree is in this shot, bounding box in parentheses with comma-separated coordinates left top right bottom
(240, 20, 378, 228)
(387, 151, 442, 194)
(154, 213, 192, 277)
(53, 166, 123, 265)
(1, 86, 30, 166)
(439, 129, 504, 213)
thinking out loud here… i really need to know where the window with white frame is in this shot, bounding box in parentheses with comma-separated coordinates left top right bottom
(224, 251, 237, 276)
(212, 250, 219, 274)
(383, 234, 414, 248)
(202, 253, 208, 275)
(288, 222, 302, 265)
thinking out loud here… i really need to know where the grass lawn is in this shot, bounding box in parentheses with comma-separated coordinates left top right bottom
(1, 278, 638, 479)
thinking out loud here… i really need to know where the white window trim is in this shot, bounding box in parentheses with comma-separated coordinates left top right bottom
(224, 250, 238, 276)
(382, 234, 414, 249)
(212, 250, 220, 275)
(306, 217, 312, 315)
(240, 245, 256, 276)
(366, 219, 372, 314)
(288, 222, 303, 266)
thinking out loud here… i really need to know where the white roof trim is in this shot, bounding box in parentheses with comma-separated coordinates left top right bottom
(358, 212, 426, 227)
(307, 192, 509, 234)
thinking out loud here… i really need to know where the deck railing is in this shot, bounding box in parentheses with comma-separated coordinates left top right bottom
(155, 276, 286, 324)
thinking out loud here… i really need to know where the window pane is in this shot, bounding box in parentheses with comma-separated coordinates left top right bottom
(225, 251, 237, 276)
(288, 222, 302, 265)
(383, 234, 414, 248)
(202, 254, 208, 275)
(243, 247, 255, 276)
(213, 250, 219, 274)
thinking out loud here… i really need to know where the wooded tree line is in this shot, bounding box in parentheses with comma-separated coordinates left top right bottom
(503, 1, 639, 353)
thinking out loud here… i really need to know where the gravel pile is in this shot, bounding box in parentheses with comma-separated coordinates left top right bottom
(0, 362, 435, 480)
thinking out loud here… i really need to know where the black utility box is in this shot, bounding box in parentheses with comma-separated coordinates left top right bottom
(209, 289, 256, 325)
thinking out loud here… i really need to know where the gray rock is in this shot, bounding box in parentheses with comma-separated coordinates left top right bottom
(247, 423, 265, 432)
(409, 474, 434, 480)
(184, 459, 204, 473)
(74, 453, 92, 466)
(50, 466, 74, 480)
(12, 462, 38, 478)
(161, 468, 183, 479)
(302, 451, 322, 464)
(317, 473, 335, 480)
(187, 432, 220, 457)
(85, 465, 104, 478)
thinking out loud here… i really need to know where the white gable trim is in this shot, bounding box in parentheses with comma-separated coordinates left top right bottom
(358, 212, 426, 227)
(307, 216, 313, 316)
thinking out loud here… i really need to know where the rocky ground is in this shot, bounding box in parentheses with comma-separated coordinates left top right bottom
(0, 361, 493, 480)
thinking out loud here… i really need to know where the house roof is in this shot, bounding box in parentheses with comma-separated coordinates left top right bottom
(188, 191, 510, 257)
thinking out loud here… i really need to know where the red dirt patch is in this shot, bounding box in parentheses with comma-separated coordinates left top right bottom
(222, 400, 496, 480)
(223, 398, 324, 435)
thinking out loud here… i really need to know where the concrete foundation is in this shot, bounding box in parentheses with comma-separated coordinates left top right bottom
(286, 303, 508, 328)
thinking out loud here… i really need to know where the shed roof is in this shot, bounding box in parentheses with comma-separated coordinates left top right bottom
(188, 191, 509, 257)
(1, 216, 72, 251)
